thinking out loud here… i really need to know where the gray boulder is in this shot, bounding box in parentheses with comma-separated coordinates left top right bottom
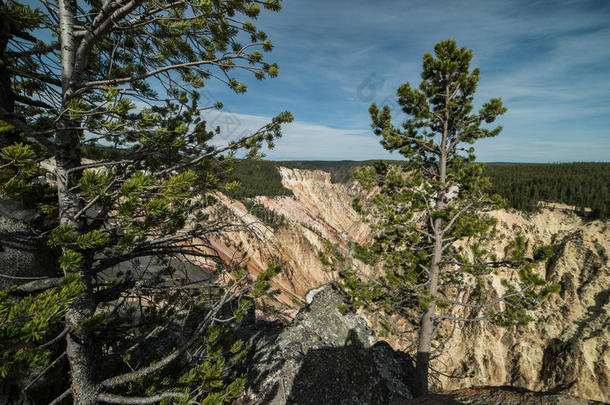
(240, 283, 415, 404)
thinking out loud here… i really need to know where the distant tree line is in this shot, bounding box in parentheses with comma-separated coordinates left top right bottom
(223, 160, 294, 199)
(483, 162, 610, 219)
(220, 160, 384, 198)
(221, 160, 609, 219)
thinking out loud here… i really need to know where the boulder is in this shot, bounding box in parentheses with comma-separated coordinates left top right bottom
(240, 283, 415, 404)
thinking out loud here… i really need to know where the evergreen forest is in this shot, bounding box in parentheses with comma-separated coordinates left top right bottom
(223, 160, 610, 219)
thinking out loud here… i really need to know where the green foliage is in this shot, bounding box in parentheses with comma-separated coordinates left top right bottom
(0, 143, 42, 199)
(1, 0, 291, 402)
(253, 264, 282, 297)
(215, 160, 610, 222)
(0, 275, 84, 378)
(336, 41, 557, 391)
(221, 159, 293, 199)
(80, 169, 115, 198)
(120, 321, 248, 405)
(241, 199, 288, 230)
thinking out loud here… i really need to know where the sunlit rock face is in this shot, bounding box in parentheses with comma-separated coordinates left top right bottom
(213, 167, 609, 402)
(207, 168, 369, 313)
(436, 210, 609, 402)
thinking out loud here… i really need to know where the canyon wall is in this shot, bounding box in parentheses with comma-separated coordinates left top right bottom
(213, 167, 609, 402)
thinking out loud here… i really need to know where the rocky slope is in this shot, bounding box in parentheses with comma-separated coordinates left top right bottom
(436, 208, 609, 402)
(213, 166, 610, 403)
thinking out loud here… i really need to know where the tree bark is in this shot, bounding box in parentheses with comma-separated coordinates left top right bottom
(65, 286, 100, 405)
(0, 5, 18, 148)
(58, 1, 98, 403)
(414, 218, 442, 397)
(414, 83, 451, 397)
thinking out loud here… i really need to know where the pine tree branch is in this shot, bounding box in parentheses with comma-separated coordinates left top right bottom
(39, 327, 70, 349)
(10, 277, 62, 295)
(98, 392, 187, 404)
(94, 279, 136, 303)
(441, 202, 474, 235)
(431, 315, 458, 357)
(76, 58, 225, 96)
(91, 248, 220, 275)
(0, 110, 58, 153)
(73, 0, 145, 85)
(100, 275, 243, 388)
(23, 351, 66, 391)
(389, 129, 439, 154)
(6, 66, 62, 86)
(67, 158, 139, 173)
(13, 93, 55, 109)
(7, 42, 60, 57)
(49, 388, 72, 405)
(435, 286, 533, 309)
(154, 121, 276, 177)
(11, 29, 38, 43)
(0, 111, 57, 152)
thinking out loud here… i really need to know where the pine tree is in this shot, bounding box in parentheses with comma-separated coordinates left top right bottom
(0, 0, 291, 403)
(342, 40, 559, 397)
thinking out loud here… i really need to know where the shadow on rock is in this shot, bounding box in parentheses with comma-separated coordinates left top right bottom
(287, 330, 413, 404)
(239, 283, 415, 405)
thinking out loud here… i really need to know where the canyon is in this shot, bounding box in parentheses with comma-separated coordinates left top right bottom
(212, 167, 610, 403)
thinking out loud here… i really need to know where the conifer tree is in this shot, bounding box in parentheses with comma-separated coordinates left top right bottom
(343, 40, 558, 396)
(0, 0, 291, 403)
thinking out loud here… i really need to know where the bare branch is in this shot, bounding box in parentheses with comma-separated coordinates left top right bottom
(7, 42, 61, 57)
(100, 279, 238, 388)
(98, 392, 187, 404)
(435, 285, 533, 310)
(441, 202, 474, 234)
(23, 352, 66, 391)
(49, 388, 72, 405)
(10, 278, 62, 295)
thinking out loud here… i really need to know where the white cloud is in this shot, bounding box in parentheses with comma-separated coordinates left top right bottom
(201, 110, 393, 160)
(201, 107, 610, 162)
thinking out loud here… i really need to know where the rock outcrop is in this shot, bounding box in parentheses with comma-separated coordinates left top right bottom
(240, 283, 415, 404)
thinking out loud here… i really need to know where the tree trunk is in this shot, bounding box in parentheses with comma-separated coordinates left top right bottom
(414, 84, 451, 397)
(414, 308, 434, 397)
(0, 10, 18, 148)
(414, 218, 442, 397)
(65, 287, 99, 405)
(58, 1, 98, 403)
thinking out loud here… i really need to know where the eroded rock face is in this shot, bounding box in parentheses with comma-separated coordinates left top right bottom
(215, 167, 610, 402)
(240, 283, 415, 404)
(436, 213, 610, 402)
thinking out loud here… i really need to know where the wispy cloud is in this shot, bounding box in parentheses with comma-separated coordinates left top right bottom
(202, 110, 393, 160)
(188, 0, 610, 162)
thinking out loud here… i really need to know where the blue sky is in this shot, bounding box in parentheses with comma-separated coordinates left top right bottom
(201, 0, 610, 162)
